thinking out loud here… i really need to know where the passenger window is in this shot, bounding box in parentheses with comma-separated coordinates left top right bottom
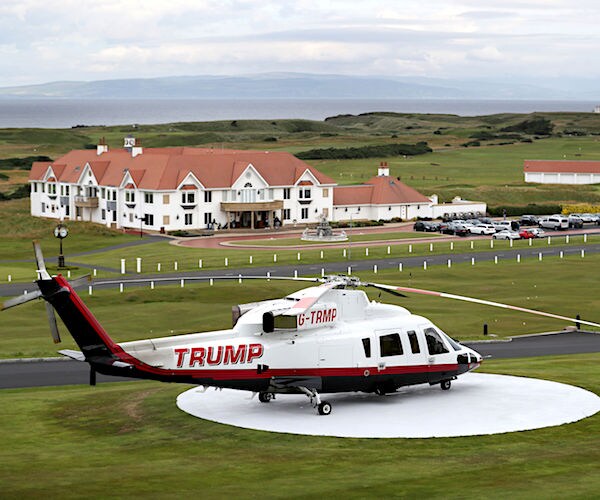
(362, 338, 371, 358)
(407, 331, 420, 354)
(379, 333, 403, 357)
(424, 328, 449, 355)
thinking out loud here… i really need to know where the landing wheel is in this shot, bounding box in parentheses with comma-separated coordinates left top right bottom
(441, 380, 451, 391)
(375, 385, 387, 396)
(258, 392, 274, 403)
(318, 401, 332, 415)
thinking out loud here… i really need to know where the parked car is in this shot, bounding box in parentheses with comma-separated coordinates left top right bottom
(470, 223, 496, 235)
(519, 215, 539, 226)
(538, 215, 569, 230)
(414, 221, 439, 232)
(443, 221, 469, 236)
(580, 213, 599, 223)
(568, 215, 584, 229)
(529, 228, 546, 238)
(519, 229, 536, 239)
(492, 220, 519, 231)
(493, 230, 521, 240)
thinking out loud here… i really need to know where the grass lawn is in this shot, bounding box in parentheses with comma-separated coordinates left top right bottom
(2, 254, 599, 358)
(0, 353, 598, 498)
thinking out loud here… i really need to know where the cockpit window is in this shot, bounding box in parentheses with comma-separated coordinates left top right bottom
(444, 334, 463, 351)
(424, 327, 449, 355)
(407, 331, 420, 354)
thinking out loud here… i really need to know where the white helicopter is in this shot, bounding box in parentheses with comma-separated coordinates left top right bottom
(3, 242, 599, 415)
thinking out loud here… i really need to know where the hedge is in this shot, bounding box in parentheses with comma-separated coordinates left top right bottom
(488, 204, 562, 217)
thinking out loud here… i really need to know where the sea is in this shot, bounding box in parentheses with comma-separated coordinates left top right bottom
(0, 98, 597, 129)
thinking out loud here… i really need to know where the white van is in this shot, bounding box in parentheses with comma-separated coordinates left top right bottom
(539, 215, 569, 230)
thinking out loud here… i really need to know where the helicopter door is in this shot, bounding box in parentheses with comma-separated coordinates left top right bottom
(374, 329, 404, 373)
(422, 326, 454, 383)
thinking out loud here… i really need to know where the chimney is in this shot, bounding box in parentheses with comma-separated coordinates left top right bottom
(131, 138, 143, 158)
(97, 137, 108, 156)
(377, 161, 389, 177)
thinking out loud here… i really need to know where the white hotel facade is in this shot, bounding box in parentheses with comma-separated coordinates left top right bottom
(29, 139, 485, 231)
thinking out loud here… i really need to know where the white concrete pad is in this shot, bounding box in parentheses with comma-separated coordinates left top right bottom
(176, 373, 600, 438)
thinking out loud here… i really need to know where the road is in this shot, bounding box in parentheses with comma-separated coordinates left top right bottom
(1, 332, 598, 389)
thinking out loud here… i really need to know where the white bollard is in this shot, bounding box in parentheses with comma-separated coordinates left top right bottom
(510, 239, 513, 248)
(174, 261, 178, 271)
(181, 279, 185, 288)
(119, 283, 124, 293)
(490, 240, 494, 249)
(93, 269, 97, 277)
(584, 234, 587, 243)
(273, 254, 277, 263)
(581, 249, 585, 258)
(387, 246, 390, 255)
(157, 263, 161, 272)
(239, 274, 242, 284)
(494, 256, 498, 264)
(320, 250, 324, 259)
(348, 266, 352, 275)
(199, 259, 203, 268)
(225, 257, 228, 267)
(547, 236, 551, 245)
(517, 254, 521, 263)
(423, 261, 427, 270)
(398, 262, 403, 272)
(560, 251, 564, 259)
(450, 241, 454, 251)
(249, 256, 253, 264)
(88, 285, 93, 295)
(67, 270, 71, 278)
(365, 248, 369, 256)
(210, 278, 214, 286)
(566, 235, 570, 244)
(343, 249, 347, 257)
(321, 268, 325, 277)
(538, 252, 542, 261)
(409, 244, 412, 253)
(373, 264, 378, 274)
(294, 270, 298, 278)
(7, 275, 11, 282)
(267, 272, 271, 280)
(136, 257, 141, 273)
(297, 252, 301, 261)
(448, 259, 452, 268)
(528, 238, 532, 246)
(470, 241, 474, 250)
(151, 281, 154, 289)
(429, 243, 433, 252)
(471, 257, 475, 266)
(121, 259, 126, 274)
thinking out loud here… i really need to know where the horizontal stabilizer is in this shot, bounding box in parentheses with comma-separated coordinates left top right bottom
(58, 349, 85, 361)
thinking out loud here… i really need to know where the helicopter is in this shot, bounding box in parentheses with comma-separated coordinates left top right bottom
(3, 242, 600, 415)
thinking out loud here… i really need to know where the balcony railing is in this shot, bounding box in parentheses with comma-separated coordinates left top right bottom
(74, 196, 99, 208)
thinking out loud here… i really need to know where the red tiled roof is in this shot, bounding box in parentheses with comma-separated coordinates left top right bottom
(524, 160, 600, 174)
(334, 175, 429, 206)
(28, 148, 335, 189)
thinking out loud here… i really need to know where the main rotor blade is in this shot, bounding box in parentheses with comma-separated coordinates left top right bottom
(32, 240, 50, 280)
(364, 282, 407, 297)
(68, 274, 91, 289)
(372, 283, 600, 329)
(45, 302, 61, 344)
(283, 281, 339, 316)
(2, 290, 43, 310)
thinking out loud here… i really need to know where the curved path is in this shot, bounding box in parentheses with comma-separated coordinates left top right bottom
(0, 331, 598, 389)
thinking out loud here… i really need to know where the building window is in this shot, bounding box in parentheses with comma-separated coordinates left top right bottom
(125, 191, 135, 203)
(101, 187, 106, 198)
(101, 209, 106, 220)
(163, 215, 170, 225)
(303, 188, 311, 199)
(65, 206, 70, 217)
(163, 194, 170, 204)
(144, 193, 154, 204)
(184, 213, 193, 226)
(283, 209, 291, 220)
(204, 191, 212, 203)
(283, 188, 290, 199)
(41, 202, 45, 213)
(32, 183, 37, 193)
(144, 214, 154, 226)
(129, 213, 133, 223)
(380, 333, 403, 357)
(204, 212, 212, 226)
(322, 208, 329, 218)
(65, 185, 70, 196)
(323, 188, 329, 198)
(222, 190, 228, 201)
(182, 192, 195, 204)
(301, 208, 308, 219)
(48, 183, 57, 195)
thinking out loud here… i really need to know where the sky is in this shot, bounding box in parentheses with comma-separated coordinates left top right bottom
(1, 0, 599, 87)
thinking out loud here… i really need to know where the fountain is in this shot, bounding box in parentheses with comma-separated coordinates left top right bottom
(301, 215, 348, 242)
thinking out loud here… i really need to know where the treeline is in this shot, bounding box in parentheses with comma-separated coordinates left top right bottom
(0, 184, 29, 201)
(295, 142, 432, 160)
(0, 156, 53, 170)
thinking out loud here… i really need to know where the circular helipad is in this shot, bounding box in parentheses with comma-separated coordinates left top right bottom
(176, 373, 600, 438)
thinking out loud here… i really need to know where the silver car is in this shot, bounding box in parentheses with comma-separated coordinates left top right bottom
(493, 229, 521, 240)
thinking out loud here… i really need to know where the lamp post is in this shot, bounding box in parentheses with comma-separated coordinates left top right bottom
(53, 223, 68, 268)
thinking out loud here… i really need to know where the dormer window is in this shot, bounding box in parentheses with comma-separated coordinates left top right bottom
(182, 192, 195, 204)
(125, 191, 135, 203)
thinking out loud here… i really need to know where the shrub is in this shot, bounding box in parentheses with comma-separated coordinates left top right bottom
(488, 204, 562, 217)
(295, 142, 432, 160)
(501, 117, 553, 135)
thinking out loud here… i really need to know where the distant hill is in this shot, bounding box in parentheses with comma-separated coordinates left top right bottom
(0, 72, 592, 100)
